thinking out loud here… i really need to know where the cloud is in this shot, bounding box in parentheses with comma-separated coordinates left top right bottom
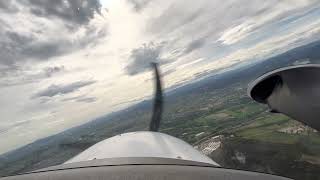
(0, 0, 102, 26)
(147, 3, 205, 35)
(125, 42, 169, 75)
(24, 0, 102, 25)
(62, 95, 97, 103)
(76, 97, 97, 103)
(0, 1, 10, 9)
(0, 27, 107, 68)
(0, 0, 107, 73)
(22, 40, 72, 61)
(217, 1, 320, 46)
(43, 66, 65, 77)
(184, 38, 206, 54)
(127, 0, 151, 12)
(33, 80, 96, 98)
(0, 32, 34, 66)
(0, 0, 17, 12)
(162, 68, 177, 76)
(0, 65, 67, 87)
(0, 120, 30, 135)
(218, 21, 256, 45)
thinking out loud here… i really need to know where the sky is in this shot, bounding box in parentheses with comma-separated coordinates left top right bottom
(0, 0, 320, 154)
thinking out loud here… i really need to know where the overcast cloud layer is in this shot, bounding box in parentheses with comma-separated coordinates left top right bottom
(0, 0, 320, 154)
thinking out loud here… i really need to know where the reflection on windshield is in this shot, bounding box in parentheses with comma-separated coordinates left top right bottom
(0, 0, 319, 179)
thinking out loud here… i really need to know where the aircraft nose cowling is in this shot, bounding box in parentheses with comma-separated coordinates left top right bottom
(65, 131, 219, 166)
(248, 64, 320, 131)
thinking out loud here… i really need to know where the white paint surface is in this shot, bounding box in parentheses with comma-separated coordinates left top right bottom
(66, 131, 219, 166)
